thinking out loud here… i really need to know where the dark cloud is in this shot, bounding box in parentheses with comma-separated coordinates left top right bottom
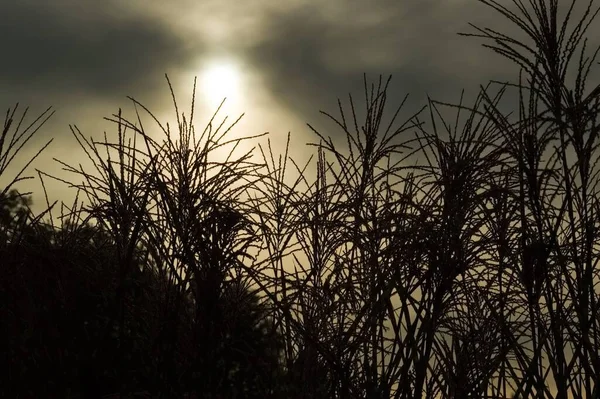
(0, 0, 196, 102)
(244, 0, 519, 132)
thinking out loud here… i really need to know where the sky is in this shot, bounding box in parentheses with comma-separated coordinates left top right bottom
(2, 0, 599, 209)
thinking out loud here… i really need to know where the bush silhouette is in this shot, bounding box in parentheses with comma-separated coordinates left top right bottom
(0, 194, 285, 398)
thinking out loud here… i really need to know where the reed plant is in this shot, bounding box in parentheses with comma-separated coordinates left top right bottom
(3, 0, 600, 397)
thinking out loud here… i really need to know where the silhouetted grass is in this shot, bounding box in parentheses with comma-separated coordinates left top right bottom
(2, 0, 600, 397)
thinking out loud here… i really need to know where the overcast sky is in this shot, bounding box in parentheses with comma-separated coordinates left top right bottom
(2, 0, 599, 208)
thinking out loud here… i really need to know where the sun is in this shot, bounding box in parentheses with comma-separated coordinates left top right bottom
(200, 60, 241, 107)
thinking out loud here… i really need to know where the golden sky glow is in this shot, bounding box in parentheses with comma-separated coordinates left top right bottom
(200, 58, 243, 108)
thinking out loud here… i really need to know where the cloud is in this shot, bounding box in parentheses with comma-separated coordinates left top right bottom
(0, 0, 196, 103)
(243, 0, 518, 132)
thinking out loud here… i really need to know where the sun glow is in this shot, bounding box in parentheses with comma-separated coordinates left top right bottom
(200, 60, 242, 107)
